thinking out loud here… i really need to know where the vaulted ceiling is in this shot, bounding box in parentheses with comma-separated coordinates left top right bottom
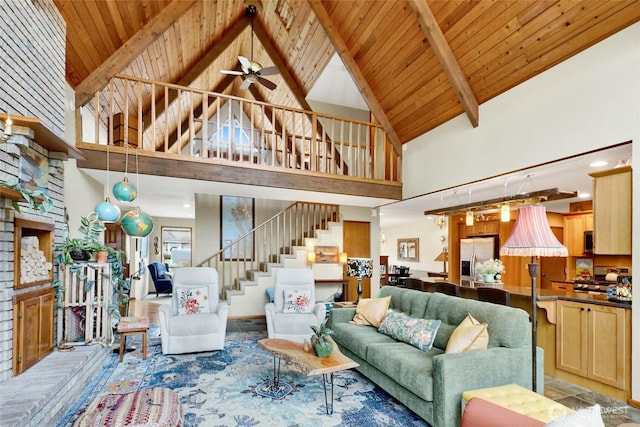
(55, 0, 640, 156)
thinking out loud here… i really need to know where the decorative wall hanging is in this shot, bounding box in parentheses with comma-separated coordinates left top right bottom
(220, 196, 254, 260)
(397, 238, 419, 262)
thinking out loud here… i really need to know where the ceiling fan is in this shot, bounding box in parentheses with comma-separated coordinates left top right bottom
(220, 5, 278, 90)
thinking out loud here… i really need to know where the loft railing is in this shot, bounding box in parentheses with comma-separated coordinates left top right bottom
(197, 201, 339, 299)
(80, 74, 400, 182)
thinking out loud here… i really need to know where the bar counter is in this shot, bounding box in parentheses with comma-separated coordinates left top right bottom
(409, 278, 632, 310)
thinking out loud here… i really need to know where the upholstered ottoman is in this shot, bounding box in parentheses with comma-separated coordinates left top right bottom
(461, 384, 573, 427)
(73, 387, 183, 427)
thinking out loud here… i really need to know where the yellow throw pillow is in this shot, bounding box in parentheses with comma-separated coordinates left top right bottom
(445, 313, 489, 353)
(350, 296, 392, 327)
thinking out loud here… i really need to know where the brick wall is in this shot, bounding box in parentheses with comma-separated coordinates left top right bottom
(0, 0, 67, 383)
(0, 0, 66, 136)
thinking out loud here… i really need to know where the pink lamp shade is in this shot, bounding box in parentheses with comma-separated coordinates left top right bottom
(500, 205, 568, 257)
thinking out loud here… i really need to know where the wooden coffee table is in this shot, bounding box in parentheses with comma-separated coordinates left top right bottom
(258, 338, 358, 414)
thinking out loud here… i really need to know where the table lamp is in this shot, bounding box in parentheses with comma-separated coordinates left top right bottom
(500, 205, 567, 392)
(347, 257, 373, 304)
(434, 250, 448, 274)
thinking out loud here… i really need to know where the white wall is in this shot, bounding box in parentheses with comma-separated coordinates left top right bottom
(404, 22, 640, 403)
(381, 216, 448, 277)
(341, 206, 381, 296)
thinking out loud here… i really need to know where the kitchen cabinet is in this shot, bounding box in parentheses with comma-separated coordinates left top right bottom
(563, 212, 592, 256)
(12, 287, 54, 375)
(466, 220, 499, 236)
(589, 166, 632, 255)
(556, 300, 629, 390)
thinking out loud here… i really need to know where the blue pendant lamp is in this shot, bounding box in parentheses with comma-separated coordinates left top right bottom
(121, 207, 154, 237)
(113, 143, 138, 202)
(95, 141, 121, 222)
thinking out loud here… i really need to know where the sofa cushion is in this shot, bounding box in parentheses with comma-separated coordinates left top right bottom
(176, 286, 210, 315)
(446, 313, 489, 353)
(378, 310, 441, 352)
(331, 322, 397, 361)
(424, 292, 530, 350)
(282, 289, 313, 314)
(366, 341, 443, 402)
(350, 296, 392, 327)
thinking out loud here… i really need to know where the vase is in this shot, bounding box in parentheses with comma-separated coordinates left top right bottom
(312, 340, 333, 358)
(484, 274, 495, 283)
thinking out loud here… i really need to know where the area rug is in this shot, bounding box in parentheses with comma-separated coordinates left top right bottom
(57, 325, 428, 427)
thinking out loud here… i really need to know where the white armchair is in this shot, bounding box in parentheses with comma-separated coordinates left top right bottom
(158, 267, 228, 354)
(265, 268, 326, 343)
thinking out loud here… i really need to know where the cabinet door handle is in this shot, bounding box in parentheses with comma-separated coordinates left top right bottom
(581, 307, 585, 311)
(587, 308, 592, 312)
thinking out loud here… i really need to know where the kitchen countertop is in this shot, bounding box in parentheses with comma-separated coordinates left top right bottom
(412, 278, 632, 309)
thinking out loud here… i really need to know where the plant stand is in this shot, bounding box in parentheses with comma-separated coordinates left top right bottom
(57, 262, 113, 346)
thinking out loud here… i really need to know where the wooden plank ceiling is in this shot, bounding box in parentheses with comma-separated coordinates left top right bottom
(55, 0, 640, 153)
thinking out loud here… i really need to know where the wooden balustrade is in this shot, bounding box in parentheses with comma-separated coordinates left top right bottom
(81, 74, 400, 182)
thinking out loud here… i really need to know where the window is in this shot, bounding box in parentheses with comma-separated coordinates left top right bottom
(161, 227, 192, 267)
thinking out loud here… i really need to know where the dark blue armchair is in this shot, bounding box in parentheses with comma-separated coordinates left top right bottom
(148, 262, 173, 296)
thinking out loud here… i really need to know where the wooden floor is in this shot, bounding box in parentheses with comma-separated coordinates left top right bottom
(128, 297, 163, 323)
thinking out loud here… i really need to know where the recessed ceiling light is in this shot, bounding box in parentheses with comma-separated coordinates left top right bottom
(183, 203, 191, 208)
(589, 160, 608, 167)
(579, 192, 590, 199)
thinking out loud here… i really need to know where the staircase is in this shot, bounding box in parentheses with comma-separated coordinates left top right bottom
(198, 202, 341, 317)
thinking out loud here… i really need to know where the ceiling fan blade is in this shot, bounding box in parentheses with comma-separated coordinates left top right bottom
(258, 66, 279, 76)
(257, 76, 277, 90)
(220, 70, 244, 75)
(239, 78, 253, 90)
(238, 56, 252, 73)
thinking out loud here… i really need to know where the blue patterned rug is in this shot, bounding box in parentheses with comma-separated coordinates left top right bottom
(57, 324, 428, 426)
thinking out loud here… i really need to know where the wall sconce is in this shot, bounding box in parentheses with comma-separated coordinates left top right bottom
(1, 115, 13, 143)
(339, 252, 348, 264)
(307, 251, 316, 264)
(437, 214, 446, 229)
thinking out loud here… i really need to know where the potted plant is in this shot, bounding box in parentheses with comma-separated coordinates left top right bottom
(310, 319, 335, 357)
(57, 212, 107, 263)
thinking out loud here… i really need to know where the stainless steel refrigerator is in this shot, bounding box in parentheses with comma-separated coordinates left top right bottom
(460, 237, 497, 285)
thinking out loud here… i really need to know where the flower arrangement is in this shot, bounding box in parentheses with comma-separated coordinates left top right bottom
(476, 258, 505, 276)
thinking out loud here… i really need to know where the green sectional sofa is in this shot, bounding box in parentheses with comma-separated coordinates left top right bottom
(329, 286, 543, 427)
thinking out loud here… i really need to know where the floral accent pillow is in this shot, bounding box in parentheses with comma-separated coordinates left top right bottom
(378, 309, 441, 352)
(282, 290, 313, 314)
(177, 286, 210, 315)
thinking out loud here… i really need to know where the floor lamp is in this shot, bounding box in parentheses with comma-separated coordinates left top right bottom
(500, 205, 567, 393)
(347, 257, 373, 304)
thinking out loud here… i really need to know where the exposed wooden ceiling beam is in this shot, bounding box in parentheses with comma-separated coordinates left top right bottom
(252, 15, 348, 173)
(142, 16, 251, 130)
(252, 16, 310, 110)
(307, 0, 402, 157)
(408, 0, 479, 128)
(74, 0, 197, 107)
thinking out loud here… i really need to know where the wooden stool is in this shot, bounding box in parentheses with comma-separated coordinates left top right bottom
(117, 316, 149, 363)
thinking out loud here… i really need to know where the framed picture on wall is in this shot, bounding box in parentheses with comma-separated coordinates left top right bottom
(397, 238, 419, 262)
(314, 246, 340, 263)
(220, 196, 255, 260)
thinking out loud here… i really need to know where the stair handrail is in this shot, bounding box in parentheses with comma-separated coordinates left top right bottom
(198, 201, 339, 299)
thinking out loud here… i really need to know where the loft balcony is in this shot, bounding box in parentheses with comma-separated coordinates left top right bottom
(75, 75, 402, 201)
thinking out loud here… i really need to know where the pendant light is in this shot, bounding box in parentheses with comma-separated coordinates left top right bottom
(465, 189, 474, 225)
(113, 144, 138, 202)
(121, 206, 154, 237)
(500, 178, 510, 222)
(95, 141, 121, 222)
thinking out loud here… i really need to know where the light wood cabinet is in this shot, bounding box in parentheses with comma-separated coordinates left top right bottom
(467, 220, 499, 236)
(563, 212, 592, 256)
(12, 287, 54, 375)
(589, 166, 632, 255)
(556, 300, 629, 390)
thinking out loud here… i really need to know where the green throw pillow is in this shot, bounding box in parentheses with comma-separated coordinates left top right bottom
(378, 309, 441, 352)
